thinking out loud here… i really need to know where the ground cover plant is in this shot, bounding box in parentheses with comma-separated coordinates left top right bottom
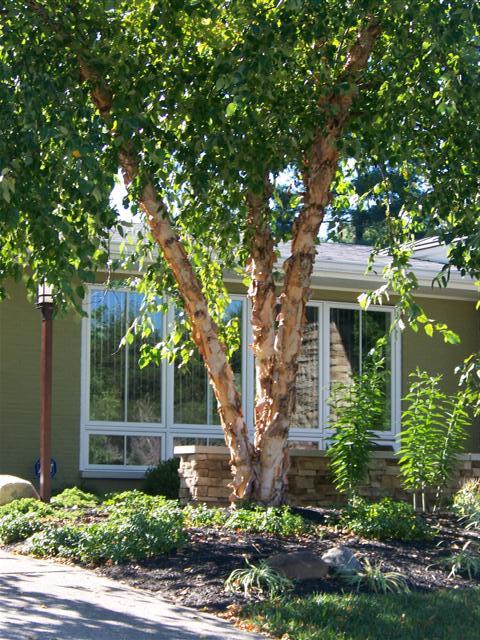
(340, 497, 432, 542)
(2, 488, 480, 639)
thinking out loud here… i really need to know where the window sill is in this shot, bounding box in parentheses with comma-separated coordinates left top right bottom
(80, 469, 146, 479)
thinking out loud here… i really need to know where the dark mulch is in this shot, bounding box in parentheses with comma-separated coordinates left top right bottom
(99, 509, 480, 611)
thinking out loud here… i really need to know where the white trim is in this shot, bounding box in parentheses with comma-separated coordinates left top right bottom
(80, 286, 402, 476)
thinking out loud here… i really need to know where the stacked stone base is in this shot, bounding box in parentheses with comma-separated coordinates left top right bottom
(175, 446, 480, 506)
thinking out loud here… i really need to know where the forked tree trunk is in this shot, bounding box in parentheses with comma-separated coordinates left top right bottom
(251, 19, 381, 504)
(30, 4, 379, 504)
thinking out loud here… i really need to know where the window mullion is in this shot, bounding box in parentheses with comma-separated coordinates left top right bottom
(124, 293, 129, 423)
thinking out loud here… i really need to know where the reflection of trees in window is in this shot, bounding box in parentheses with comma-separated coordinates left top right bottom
(174, 301, 242, 425)
(330, 308, 391, 430)
(291, 306, 319, 428)
(89, 290, 162, 423)
(126, 436, 161, 465)
(89, 434, 124, 465)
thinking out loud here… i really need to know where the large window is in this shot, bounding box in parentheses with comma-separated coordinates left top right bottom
(81, 290, 400, 475)
(173, 300, 243, 425)
(327, 303, 397, 435)
(89, 289, 163, 423)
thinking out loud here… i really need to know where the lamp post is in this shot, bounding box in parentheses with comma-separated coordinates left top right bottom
(36, 283, 54, 503)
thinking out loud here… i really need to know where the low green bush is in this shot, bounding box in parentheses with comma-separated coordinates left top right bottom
(0, 498, 53, 518)
(453, 480, 480, 528)
(103, 490, 169, 512)
(341, 497, 432, 541)
(0, 513, 46, 544)
(184, 503, 227, 528)
(184, 504, 306, 536)
(224, 506, 307, 536)
(143, 458, 180, 499)
(225, 558, 293, 597)
(27, 503, 186, 564)
(0, 499, 55, 544)
(51, 487, 99, 509)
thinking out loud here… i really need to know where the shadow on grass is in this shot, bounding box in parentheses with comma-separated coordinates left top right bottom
(246, 588, 480, 640)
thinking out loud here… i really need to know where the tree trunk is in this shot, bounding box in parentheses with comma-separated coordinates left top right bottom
(254, 19, 381, 504)
(78, 66, 257, 501)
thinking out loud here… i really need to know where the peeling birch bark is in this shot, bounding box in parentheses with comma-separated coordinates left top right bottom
(257, 19, 381, 505)
(76, 59, 256, 500)
(246, 185, 277, 450)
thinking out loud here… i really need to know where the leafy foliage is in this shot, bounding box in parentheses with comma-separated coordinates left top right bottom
(453, 480, 480, 529)
(225, 558, 293, 598)
(0, 498, 55, 543)
(143, 457, 180, 499)
(51, 487, 99, 509)
(27, 501, 185, 564)
(327, 343, 386, 494)
(398, 370, 470, 510)
(341, 558, 410, 594)
(185, 504, 306, 537)
(435, 542, 480, 580)
(341, 497, 432, 541)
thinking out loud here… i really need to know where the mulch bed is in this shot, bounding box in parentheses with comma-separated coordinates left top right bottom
(98, 508, 480, 611)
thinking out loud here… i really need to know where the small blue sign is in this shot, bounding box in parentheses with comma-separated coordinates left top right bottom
(34, 458, 58, 479)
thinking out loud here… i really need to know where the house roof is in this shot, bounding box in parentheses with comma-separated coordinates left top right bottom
(109, 226, 478, 301)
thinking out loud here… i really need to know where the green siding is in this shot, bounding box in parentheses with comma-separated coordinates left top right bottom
(0, 283, 82, 489)
(0, 282, 478, 496)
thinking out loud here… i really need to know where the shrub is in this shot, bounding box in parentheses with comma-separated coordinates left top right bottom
(0, 499, 55, 544)
(143, 458, 180, 499)
(453, 480, 480, 528)
(27, 503, 186, 564)
(103, 490, 169, 512)
(183, 503, 227, 528)
(341, 559, 410, 594)
(327, 343, 386, 495)
(51, 487, 99, 509)
(0, 498, 53, 518)
(437, 542, 480, 580)
(0, 513, 46, 544)
(398, 370, 469, 512)
(224, 506, 307, 537)
(225, 558, 293, 597)
(341, 497, 432, 541)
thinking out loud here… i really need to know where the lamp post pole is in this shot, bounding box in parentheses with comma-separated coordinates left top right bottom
(37, 285, 54, 503)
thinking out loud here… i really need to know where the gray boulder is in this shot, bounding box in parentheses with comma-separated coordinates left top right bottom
(0, 475, 39, 506)
(321, 545, 362, 574)
(266, 551, 329, 581)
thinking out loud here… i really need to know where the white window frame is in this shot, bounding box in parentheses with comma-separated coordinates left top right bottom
(80, 288, 401, 476)
(322, 301, 401, 449)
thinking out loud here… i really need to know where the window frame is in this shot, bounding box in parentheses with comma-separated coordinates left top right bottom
(80, 288, 401, 475)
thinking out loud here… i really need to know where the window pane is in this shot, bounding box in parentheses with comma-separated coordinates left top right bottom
(174, 300, 243, 425)
(330, 308, 360, 386)
(89, 435, 124, 465)
(288, 440, 319, 450)
(363, 311, 391, 430)
(89, 291, 126, 421)
(127, 294, 162, 423)
(291, 306, 319, 428)
(126, 436, 161, 466)
(173, 436, 208, 448)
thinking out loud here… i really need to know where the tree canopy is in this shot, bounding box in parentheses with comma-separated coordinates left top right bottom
(1, 1, 479, 502)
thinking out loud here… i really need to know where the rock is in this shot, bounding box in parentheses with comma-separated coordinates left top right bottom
(321, 545, 362, 574)
(266, 551, 329, 581)
(0, 476, 39, 506)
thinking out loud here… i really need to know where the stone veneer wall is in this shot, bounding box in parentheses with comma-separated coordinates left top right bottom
(175, 446, 480, 505)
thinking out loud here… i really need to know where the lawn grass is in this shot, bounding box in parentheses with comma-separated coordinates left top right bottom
(244, 588, 480, 639)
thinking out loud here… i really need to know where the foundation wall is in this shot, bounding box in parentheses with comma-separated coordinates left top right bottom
(175, 446, 480, 505)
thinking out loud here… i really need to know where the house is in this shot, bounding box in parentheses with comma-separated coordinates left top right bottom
(0, 238, 478, 499)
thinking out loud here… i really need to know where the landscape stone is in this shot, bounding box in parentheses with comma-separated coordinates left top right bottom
(321, 545, 362, 574)
(266, 551, 329, 581)
(0, 475, 39, 506)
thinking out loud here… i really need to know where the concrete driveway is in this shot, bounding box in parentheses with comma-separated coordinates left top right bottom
(0, 551, 261, 639)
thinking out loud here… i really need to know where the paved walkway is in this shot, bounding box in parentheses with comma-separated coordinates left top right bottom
(0, 551, 261, 639)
